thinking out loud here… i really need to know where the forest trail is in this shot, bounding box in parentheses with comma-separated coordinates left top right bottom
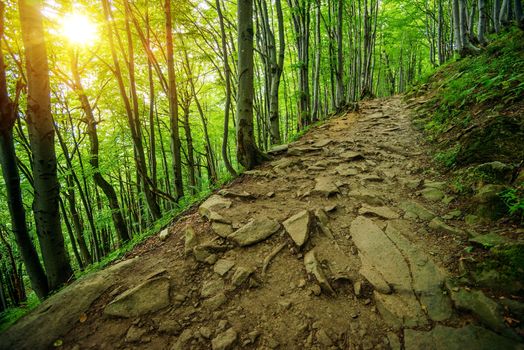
(2, 96, 523, 350)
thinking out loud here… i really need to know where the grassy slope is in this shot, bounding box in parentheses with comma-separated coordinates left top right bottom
(410, 28, 524, 221)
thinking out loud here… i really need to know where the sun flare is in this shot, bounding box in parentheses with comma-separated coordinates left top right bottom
(60, 13, 97, 46)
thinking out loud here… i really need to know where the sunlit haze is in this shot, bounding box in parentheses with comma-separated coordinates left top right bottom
(60, 13, 97, 45)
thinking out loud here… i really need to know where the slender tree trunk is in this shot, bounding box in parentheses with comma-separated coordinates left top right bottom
(237, 0, 266, 169)
(478, 0, 488, 44)
(494, 0, 502, 31)
(165, 0, 184, 200)
(268, 0, 285, 145)
(19, 0, 73, 291)
(336, 0, 345, 108)
(102, 0, 161, 220)
(69, 54, 130, 244)
(216, 0, 237, 176)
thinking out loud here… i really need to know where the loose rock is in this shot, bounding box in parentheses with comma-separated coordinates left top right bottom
(283, 210, 312, 247)
(105, 277, 170, 318)
(228, 219, 281, 246)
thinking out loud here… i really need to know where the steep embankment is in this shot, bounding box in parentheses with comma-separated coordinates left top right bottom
(1, 96, 523, 349)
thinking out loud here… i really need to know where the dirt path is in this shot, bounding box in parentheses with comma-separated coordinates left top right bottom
(2, 97, 523, 350)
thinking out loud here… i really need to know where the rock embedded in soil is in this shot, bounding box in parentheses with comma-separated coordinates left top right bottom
(212, 328, 238, 350)
(203, 292, 227, 310)
(218, 189, 254, 199)
(104, 277, 170, 318)
(159, 228, 171, 241)
(358, 205, 400, 220)
(193, 245, 218, 264)
(398, 201, 436, 221)
(228, 218, 281, 246)
(339, 150, 364, 161)
(201, 279, 225, 298)
(428, 218, 463, 236)
(420, 187, 445, 201)
(199, 195, 232, 220)
(171, 329, 193, 350)
(231, 266, 253, 287)
(283, 210, 312, 247)
(211, 222, 234, 238)
(214, 259, 235, 276)
(347, 188, 385, 206)
(304, 249, 335, 295)
(449, 288, 516, 338)
(313, 176, 340, 197)
(469, 232, 511, 248)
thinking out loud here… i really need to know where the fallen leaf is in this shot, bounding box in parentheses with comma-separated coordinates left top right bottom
(79, 313, 87, 323)
(53, 339, 63, 347)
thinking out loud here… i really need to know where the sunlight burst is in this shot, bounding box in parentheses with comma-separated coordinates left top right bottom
(60, 13, 97, 46)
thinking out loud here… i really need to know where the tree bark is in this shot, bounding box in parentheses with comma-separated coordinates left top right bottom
(216, 0, 237, 176)
(165, 0, 184, 200)
(478, 0, 487, 44)
(237, 0, 266, 169)
(18, 0, 73, 291)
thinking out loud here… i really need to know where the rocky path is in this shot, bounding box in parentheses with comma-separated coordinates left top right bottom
(2, 97, 523, 350)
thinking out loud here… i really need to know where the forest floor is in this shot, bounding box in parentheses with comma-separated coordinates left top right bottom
(2, 96, 524, 350)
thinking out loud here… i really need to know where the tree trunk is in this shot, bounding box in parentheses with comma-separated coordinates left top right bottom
(216, 0, 237, 176)
(268, 0, 285, 145)
(336, 0, 345, 108)
(237, 0, 266, 169)
(165, 0, 184, 200)
(478, 0, 487, 44)
(18, 0, 73, 291)
(69, 53, 130, 244)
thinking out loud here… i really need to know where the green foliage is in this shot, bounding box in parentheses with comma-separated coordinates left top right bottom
(500, 184, 524, 223)
(0, 292, 39, 333)
(434, 144, 460, 168)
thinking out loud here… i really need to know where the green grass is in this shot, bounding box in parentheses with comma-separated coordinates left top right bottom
(0, 292, 39, 333)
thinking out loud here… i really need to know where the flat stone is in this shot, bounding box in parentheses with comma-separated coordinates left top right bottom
(313, 177, 339, 197)
(347, 188, 385, 206)
(207, 211, 232, 224)
(387, 332, 401, 350)
(469, 232, 511, 248)
(404, 325, 524, 350)
(231, 266, 253, 287)
(399, 201, 436, 221)
(212, 328, 238, 350)
(428, 218, 463, 236)
(228, 218, 281, 246)
(339, 151, 364, 161)
(420, 187, 445, 201)
(211, 222, 234, 238)
(105, 277, 170, 318)
(399, 178, 422, 189)
(199, 195, 232, 220)
(350, 217, 429, 327)
(218, 189, 254, 199)
(385, 223, 452, 322)
(374, 291, 428, 329)
(449, 288, 515, 338)
(283, 210, 312, 247)
(304, 249, 335, 295)
(203, 292, 227, 310)
(359, 205, 400, 220)
(214, 259, 235, 276)
(201, 279, 225, 298)
(442, 209, 462, 220)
